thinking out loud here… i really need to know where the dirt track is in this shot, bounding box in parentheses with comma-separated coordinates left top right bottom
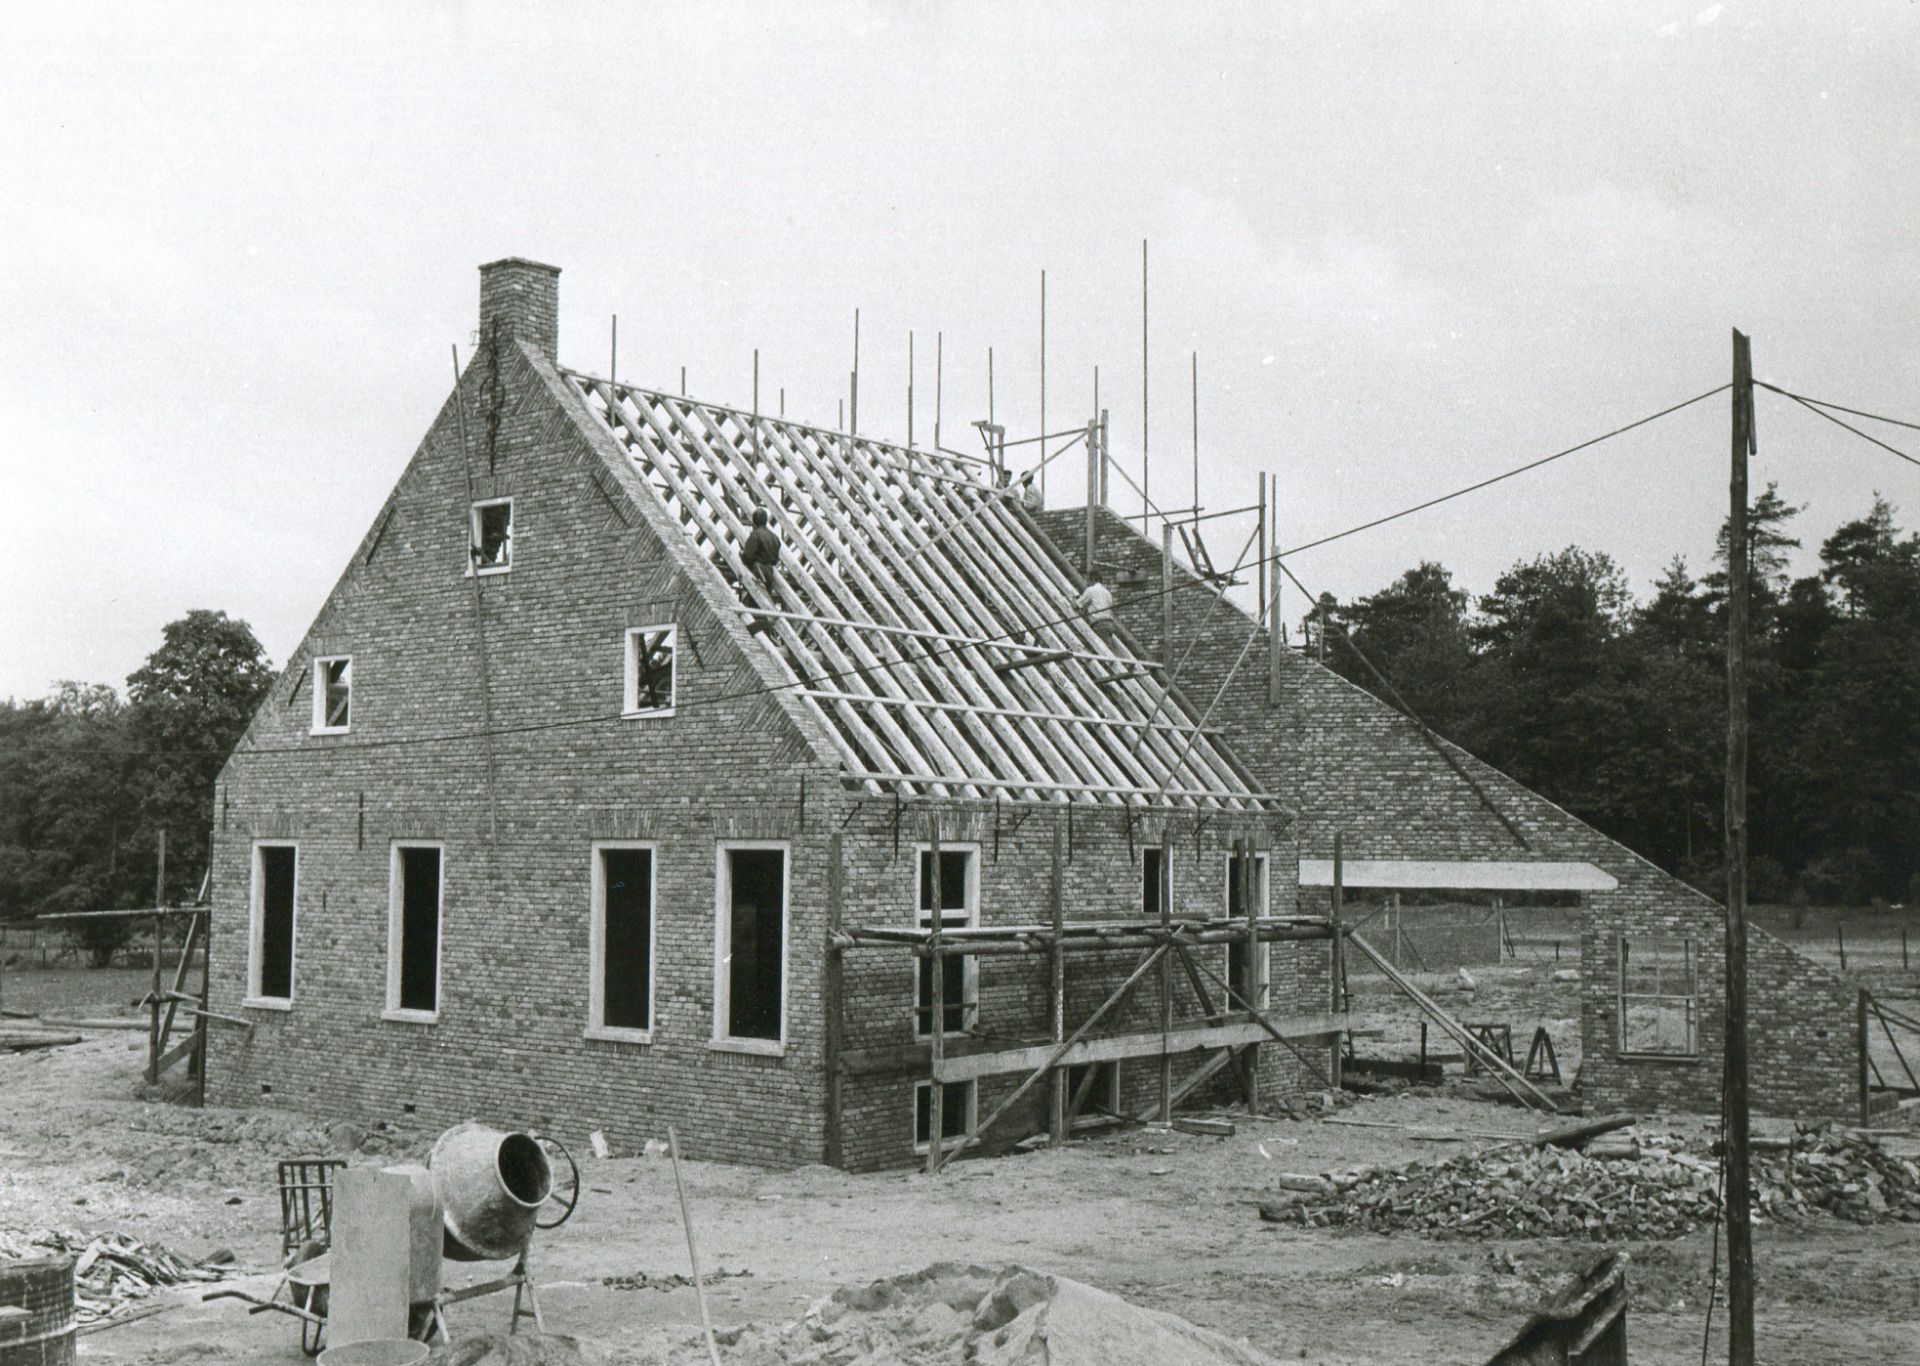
(3, 964, 1917, 1364)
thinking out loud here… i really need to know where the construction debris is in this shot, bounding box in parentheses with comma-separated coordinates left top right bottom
(0, 1228, 231, 1323)
(670, 1262, 1282, 1365)
(1261, 1125, 1920, 1241)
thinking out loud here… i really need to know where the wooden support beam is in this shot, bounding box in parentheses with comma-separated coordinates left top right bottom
(824, 833, 845, 1168)
(1049, 818, 1067, 1146)
(931, 1013, 1350, 1084)
(927, 816, 945, 1174)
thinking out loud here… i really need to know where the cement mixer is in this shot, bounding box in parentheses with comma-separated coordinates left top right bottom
(430, 1121, 575, 1262)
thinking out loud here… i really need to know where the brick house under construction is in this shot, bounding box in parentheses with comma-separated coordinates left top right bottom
(206, 259, 1872, 1170)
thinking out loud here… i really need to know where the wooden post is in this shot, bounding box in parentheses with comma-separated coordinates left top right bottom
(1330, 831, 1345, 1091)
(1837, 923, 1847, 972)
(1267, 473, 1283, 705)
(1099, 409, 1110, 506)
(1724, 326, 1757, 1366)
(147, 831, 166, 1085)
(1858, 989, 1871, 1125)
(927, 816, 945, 1174)
(1039, 270, 1048, 503)
(1161, 525, 1175, 670)
(1257, 472, 1268, 634)
(824, 833, 845, 1168)
(1242, 838, 1260, 1115)
(1083, 419, 1100, 575)
(1141, 238, 1150, 534)
(1049, 818, 1067, 1144)
(1158, 828, 1175, 1121)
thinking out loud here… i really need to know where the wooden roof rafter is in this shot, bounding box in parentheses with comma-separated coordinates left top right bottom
(564, 371, 1274, 811)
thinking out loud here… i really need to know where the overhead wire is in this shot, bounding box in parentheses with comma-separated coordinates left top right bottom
(1756, 382, 1920, 470)
(1281, 383, 1732, 557)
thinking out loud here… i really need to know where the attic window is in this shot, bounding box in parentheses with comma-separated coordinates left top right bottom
(470, 498, 513, 573)
(624, 626, 676, 718)
(311, 657, 351, 735)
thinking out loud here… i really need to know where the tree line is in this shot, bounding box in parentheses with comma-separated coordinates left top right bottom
(0, 611, 272, 960)
(1305, 486, 1920, 904)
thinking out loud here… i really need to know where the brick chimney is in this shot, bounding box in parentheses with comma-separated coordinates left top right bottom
(478, 258, 561, 360)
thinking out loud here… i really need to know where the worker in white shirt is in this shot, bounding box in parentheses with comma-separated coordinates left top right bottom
(1076, 576, 1120, 643)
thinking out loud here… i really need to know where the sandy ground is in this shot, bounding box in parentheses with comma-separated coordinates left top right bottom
(3, 964, 1918, 1365)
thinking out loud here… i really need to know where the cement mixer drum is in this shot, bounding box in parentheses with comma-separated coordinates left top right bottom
(428, 1121, 554, 1262)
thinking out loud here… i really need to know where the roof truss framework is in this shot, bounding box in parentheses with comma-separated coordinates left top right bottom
(566, 372, 1272, 811)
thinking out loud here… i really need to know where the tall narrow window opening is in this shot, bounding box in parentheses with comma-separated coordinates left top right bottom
(914, 1079, 976, 1153)
(1225, 851, 1270, 1009)
(591, 844, 655, 1039)
(387, 843, 444, 1019)
(1142, 846, 1167, 918)
(248, 843, 297, 1005)
(915, 846, 977, 1037)
(715, 845, 787, 1048)
(311, 657, 351, 735)
(1618, 936, 1698, 1056)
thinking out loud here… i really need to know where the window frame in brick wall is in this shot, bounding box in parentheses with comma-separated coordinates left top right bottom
(385, 841, 446, 1024)
(623, 625, 677, 719)
(1064, 1059, 1120, 1126)
(712, 841, 789, 1056)
(913, 843, 980, 1039)
(245, 841, 298, 1010)
(310, 656, 352, 735)
(1223, 851, 1271, 1011)
(588, 841, 657, 1043)
(912, 1078, 977, 1155)
(1141, 845, 1170, 918)
(468, 497, 514, 575)
(1616, 933, 1699, 1058)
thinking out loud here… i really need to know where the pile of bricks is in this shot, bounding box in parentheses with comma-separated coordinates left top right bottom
(1262, 1126, 1920, 1241)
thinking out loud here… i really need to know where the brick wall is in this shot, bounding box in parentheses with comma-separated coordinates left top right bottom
(1031, 506, 1862, 1121)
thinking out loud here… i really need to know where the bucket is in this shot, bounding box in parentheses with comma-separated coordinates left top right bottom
(429, 1121, 552, 1262)
(315, 1340, 430, 1366)
(0, 1256, 76, 1366)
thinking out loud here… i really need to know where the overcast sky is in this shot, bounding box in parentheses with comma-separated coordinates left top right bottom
(2, 2, 1915, 700)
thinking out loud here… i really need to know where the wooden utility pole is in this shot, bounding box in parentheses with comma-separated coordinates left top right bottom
(1724, 327, 1757, 1365)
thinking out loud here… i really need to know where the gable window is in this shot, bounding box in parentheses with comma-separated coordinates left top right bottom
(469, 498, 513, 574)
(1225, 851, 1270, 1010)
(714, 844, 787, 1052)
(386, 843, 444, 1022)
(589, 843, 655, 1041)
(915, 846, 978, 1038)
(624, 626, 677, 718)
(311, 657, 351, 735)
(247, 843, 298, 1007)
(1142, 846, 1168, 919)
(913, 1079, 976, 1155)
(1618, 935, 1698, 1056)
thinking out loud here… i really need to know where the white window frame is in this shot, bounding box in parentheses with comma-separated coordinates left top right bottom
(245, 840, 298, 1010)
(912, 1078, 979, 1156)
(588, 841, 657, 1043)
(385, 841, 446, 1024)
(913, 842, 980, 1039)
(310, 656, 352, 735)
(468, 497, 514, 575)
(711, 841, 789, 1056)
(1222, 851, 1271, 1010)
(1617, 933, 1700, 1058)
(624, 625, 678, 719)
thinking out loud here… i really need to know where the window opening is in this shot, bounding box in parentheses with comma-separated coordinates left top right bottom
(1618, 936, 1697, 1055)
(1142, 846, 1166, 918)
(625, 626, 677, 716)
(1226, 852, 1269, 1009)
(251, 844, 297, 1002)
(719, 846, 786, 1044)
(915, 847, 977, 1037)
(593, 846, 654, 1036)
(312, 657, 351, 734)
(914, 1079, 976, 1151)
(1065, 1060, 1120, 1121)
(470, 498, 513, 572)
(390, 844, 443, 1017)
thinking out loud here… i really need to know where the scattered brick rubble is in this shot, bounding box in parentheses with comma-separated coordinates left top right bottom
(1262, 1125, 1920, 1241)
(0, 1227, 231, 1323)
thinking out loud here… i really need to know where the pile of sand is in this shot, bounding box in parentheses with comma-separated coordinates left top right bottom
(669, 1262, 1280, 1365)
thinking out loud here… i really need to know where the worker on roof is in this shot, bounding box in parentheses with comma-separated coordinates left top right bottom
(740, 509, 781, 598)
(1076, 575, 1120, 643)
